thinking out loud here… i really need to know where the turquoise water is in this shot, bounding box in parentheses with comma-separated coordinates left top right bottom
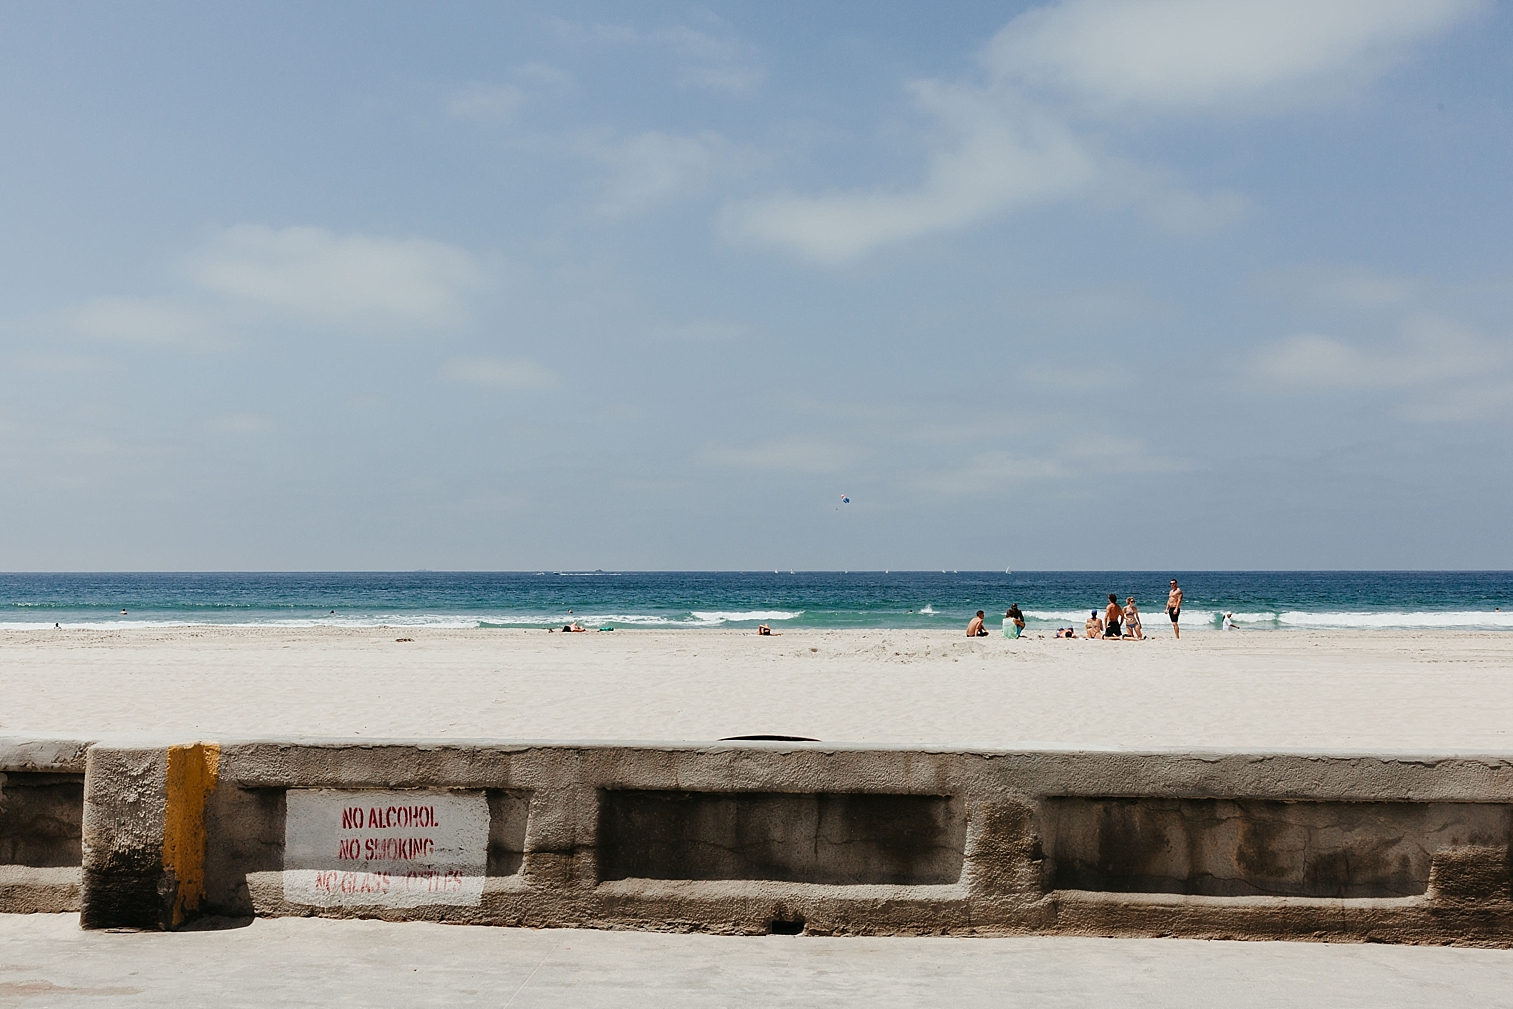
(0, 571, 1510, 631)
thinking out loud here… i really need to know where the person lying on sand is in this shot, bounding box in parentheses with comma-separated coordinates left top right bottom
(563, 621, 588, 632)
(757, 624, 781, 636)
(1085, 611, 1103, 638)
(1055, 626, 1076, 638)
(967, 611, 989, 637)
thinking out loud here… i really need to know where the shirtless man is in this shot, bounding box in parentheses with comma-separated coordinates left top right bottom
(1166, 579, 1183, 639)
(966, 611, 988, 637)
(1104, 594, 1122, 638)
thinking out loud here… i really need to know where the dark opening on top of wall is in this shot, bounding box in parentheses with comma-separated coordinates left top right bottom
(598, 790, 965, 886)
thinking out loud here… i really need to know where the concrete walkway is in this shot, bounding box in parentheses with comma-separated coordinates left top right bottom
(4, 915, 1513, 1008)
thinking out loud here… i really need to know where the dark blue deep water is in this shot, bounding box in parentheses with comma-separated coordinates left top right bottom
(1, 571, 1510, 631)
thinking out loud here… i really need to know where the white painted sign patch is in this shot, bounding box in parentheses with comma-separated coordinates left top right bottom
(283, 788, 489, 908)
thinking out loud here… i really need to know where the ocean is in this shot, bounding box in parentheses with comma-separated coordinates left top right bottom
(0, 571, 1510, 632)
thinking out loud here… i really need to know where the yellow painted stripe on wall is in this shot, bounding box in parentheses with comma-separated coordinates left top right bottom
(162, 742, 220, 928)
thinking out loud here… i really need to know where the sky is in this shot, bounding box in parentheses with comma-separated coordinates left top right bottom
(0, 0, 1510, 571)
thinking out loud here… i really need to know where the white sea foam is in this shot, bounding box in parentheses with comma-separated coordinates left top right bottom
(1023, 609, 1105, 624)
(6, 607, 1511, 632)
(1, 609, 807, 630)
(1223, 612, 1280, 624)
(687, 610, 803, 624)
(1015, 608, 1513, 631)
(484, 610, 805, 627)
(1275, 610, 1513, 629)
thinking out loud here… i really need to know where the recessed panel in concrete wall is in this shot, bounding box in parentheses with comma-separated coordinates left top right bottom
(487, 790, 529, 877)
(0, 773, 83, 868)
(599, 791, 965, 885)
(283, 789, 489, 908)
(1043, 798, 1513, 898)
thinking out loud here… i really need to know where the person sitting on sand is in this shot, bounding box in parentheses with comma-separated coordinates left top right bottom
(1006, 604, 1025, 634)
(1085, 611, 1103, 638)
(1124, 597, 1143, 639)
(967, 611, 988, 637)
(1103, 594, 1123, 638)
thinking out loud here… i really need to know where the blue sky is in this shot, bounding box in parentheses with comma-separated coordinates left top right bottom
(1, 0, 1509, 571)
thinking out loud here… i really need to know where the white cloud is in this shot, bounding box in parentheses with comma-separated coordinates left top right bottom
(584, 130, 736, 217)
(187, 226, 487, 329)
(723, 0, 1479, 264)
(548, 19, 639, 48)
(722, 85, 1095, 264)
(1105, 163, 1249, 236)
(985, 0, 1483, 114)
(1255, 315, 1513, 420)
(1259, 316, 1485, 389)
(448, 83, 525, 123)
(913, 437, 1182, 497)
(698, 437, 859, 473)
(447, 64, 576, 124)
(650, 25, 763, 93)
(918, 450, 1072, 495)
(59, 297, 229, 350)
(438, 357, 559, 390)
(1263, 264, 1426, 308)
(513, 62, 575, 90)
(549, 19, 763, 94)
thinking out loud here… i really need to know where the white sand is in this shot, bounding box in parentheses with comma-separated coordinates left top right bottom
(0, 627, 1509, 751)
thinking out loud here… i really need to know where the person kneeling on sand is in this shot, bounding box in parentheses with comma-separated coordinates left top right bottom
(1124, 597, 1143, 639)
(967, 610, 989, 637)
(1085, 611, 1103, 638)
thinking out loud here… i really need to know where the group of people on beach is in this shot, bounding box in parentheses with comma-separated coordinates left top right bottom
(966, 605, 1025, 638)
(969, 579, 1188, 640)
(1077, 595, 1147, 639)
(1075, 579, 1185, 639)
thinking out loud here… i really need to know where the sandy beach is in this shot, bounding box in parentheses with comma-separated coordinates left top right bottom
(1, 626, 1509, 751)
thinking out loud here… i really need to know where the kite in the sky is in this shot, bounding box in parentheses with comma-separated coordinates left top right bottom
(840, 494, 850, 504)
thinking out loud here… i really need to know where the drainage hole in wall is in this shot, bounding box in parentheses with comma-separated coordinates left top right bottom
(768, 917, 805, 935)
(720, 735, 821, 742)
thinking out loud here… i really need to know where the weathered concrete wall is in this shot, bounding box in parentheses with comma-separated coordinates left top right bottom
(70, 739, 1513, 944)
(0, 737, 91, 913)
(1042, 797, 1512, 898)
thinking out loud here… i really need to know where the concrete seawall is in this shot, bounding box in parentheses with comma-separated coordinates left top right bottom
(26, 738, 1504, 943)
(0, 737, 92, 914)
